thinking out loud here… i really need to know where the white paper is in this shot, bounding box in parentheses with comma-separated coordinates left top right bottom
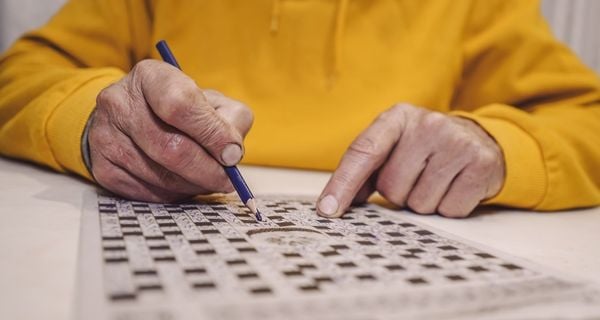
(75, 193, 600, 320)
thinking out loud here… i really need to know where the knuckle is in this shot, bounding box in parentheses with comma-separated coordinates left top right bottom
(376, 177, 404, 207)
(459, 142, 480, 160)
(203, 89, 224, 98)
(96, 85, 122, 111)
(407, 193, 433, 215)
(348, 135, 384, 159)
(476, 149, 498, 168)
(132, 59, 159, 78)
(159, 134, 193, 170)
(464, 133, 481, 148)
(167, 78, 197, 105)
(158, 102, 182, 126)
(448, 131, 479, 155)
(420, 111, 447, 131)
(376, 108, 395, 123)
(391, 102, 415, 113)
(96, 88, 110, 106)
(450, 129, 471, 143)
(245, 109, 255, 129)
(234, 102, 254, 125)
(131, 60, 161, 88)
(159, 84, 198, 123)
(378, 103, 408, 125)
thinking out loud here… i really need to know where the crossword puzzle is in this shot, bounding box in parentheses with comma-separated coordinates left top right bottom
(76, 194, 600, 320)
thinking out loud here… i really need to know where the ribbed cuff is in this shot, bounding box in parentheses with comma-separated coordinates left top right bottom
(46, 68, 124, 181)
(451, 109, 547, 209)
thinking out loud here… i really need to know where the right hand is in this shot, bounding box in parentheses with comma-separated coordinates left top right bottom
(88, 60, 253, 202)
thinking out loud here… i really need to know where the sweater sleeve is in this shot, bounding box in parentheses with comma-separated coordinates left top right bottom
(0, 0, 151, 180)
(451, 0, 600, 210)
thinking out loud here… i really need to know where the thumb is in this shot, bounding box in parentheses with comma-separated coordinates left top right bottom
(136, 60, 244, 166)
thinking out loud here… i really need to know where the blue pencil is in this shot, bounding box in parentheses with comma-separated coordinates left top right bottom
(155, 40, 262, 221)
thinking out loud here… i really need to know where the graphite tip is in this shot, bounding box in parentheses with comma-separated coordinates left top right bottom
(255, 209, 263, 222)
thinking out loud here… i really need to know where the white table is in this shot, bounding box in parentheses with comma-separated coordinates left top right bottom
(1, 157, 599, 320)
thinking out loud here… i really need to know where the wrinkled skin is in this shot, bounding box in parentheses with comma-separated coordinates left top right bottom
(89, 60, 253, 202)
(90, 60, 504, 218)
(317, 104, 505, 218)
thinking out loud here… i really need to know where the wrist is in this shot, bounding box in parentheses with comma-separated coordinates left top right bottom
(81, 109, 96, 176)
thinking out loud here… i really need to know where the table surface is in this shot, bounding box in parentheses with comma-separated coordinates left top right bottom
(1, 157, 599, 320)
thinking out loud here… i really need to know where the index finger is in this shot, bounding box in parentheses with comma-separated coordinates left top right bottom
(134, 60, 244, 166)
(317, 107, 405, 217)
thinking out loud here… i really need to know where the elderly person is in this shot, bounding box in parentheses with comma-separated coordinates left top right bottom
(1, 0, 599, 218)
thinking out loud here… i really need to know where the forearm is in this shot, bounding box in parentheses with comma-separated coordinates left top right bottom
(0, 0, 148, 178)
(0, 51, 123, 178)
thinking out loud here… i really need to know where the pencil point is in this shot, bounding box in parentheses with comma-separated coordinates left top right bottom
(255, 209, 263, 222)
(245, 198, 262, 221)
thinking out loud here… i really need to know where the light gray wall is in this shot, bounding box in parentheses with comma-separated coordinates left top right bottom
(542, 0, 600, 74)
(0, 0, 599, 74)
(0, 0, 66, 50)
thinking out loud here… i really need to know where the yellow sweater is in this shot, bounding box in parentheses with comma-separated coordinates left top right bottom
(1, 0, 599, 211)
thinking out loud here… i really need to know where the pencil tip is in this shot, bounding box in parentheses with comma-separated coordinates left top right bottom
(255, 209, 263, 222)
(245, 198, 262, 221)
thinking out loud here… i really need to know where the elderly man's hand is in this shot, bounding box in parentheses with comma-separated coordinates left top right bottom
(317, 104, 505, 218)
(88, 60, 253, 202)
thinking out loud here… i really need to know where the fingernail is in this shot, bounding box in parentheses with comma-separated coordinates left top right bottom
(318, 195, 339, 217)
(221, 144, 242, 166)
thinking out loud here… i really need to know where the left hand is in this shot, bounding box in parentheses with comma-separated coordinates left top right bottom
(317, 103, 505, 218)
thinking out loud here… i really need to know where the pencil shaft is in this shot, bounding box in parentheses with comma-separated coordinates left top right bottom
(156, 40, 181, 69)
(224, 166, 253, 203)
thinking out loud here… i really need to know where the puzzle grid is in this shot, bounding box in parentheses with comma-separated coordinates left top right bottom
(92, 195, 594, 319)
